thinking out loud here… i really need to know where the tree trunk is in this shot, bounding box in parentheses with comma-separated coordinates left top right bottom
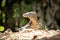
(4, 0, 14, 31)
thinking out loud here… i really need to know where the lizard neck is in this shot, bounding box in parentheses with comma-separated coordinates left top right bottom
(30, 18, 40, 30)
(30, 18, 38, 25)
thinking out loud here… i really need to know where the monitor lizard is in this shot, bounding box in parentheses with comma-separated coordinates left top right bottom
(23, 11, 42, 30)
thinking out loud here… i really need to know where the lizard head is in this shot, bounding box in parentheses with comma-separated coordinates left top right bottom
(23, 11, 37, 18)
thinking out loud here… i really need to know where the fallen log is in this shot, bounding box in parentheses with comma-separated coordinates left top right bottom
(0, 29, 60, 40)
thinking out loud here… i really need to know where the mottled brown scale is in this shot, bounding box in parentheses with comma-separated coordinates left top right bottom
(23, 12, 41, 30)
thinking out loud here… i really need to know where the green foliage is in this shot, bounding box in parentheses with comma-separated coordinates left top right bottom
(20, 19, 28, 26)
(24, 4, 32, 12)
(13, 3, 31, 26)
(2, 11, 5, 17)
(43, 23, 48, 30)
(1, 0, 6, 7)
(13, 3, 21, 18)
(0, 26, 4, 31)
(2, 11, 5, 23)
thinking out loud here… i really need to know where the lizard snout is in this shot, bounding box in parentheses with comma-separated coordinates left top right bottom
(23, 13, 27, 17)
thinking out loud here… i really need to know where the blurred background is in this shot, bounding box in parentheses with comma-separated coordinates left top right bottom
(0, 0, 60, 32)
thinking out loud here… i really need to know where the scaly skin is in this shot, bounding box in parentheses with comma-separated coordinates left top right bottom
(23, 12, 42, 30)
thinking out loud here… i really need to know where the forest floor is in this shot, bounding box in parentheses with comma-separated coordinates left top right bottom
(0, 28, 60, 40)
